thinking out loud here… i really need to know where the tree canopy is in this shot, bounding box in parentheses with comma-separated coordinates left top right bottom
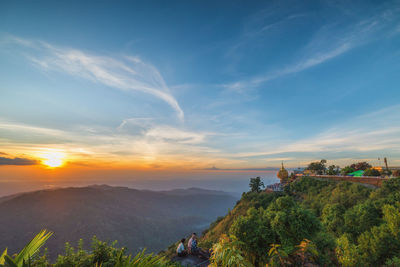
(249, 177, 265, 193)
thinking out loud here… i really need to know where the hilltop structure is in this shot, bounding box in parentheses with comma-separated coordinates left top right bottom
(277, 161, 289, 183)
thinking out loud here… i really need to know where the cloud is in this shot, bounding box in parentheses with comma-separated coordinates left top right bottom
(117, 117, 207, 144)
(0, 118, 225, 168)
(224, 42, 352, 93)
(3, 36, 184, 121)
(224, 7, 397, 93)
(233, 105, 400, 160)
(0, 156, 38, 166)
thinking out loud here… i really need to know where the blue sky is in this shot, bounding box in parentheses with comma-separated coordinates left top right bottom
(1, 0, 400, 172)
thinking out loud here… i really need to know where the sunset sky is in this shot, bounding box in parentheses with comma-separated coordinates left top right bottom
(1, 1, 400, 194)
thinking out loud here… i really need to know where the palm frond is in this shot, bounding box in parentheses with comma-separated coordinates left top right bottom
(13, 229, 53, 265)
(0, 248, 7, 264)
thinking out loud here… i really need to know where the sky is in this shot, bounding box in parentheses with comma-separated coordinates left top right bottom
(1, 0, 400, 195)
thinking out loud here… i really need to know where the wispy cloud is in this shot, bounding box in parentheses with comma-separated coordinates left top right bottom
(2, 36, 184, 121)
(117, 117, 207, 144)
(224, 7, 398, 93)
(233, 105, 400, 162)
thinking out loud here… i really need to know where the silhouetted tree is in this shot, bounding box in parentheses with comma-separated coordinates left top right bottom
(350, 162, 372, 171)
(249, 177, 265, 193)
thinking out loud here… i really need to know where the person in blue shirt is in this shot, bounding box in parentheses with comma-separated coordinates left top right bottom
(190, 234, 208, 259)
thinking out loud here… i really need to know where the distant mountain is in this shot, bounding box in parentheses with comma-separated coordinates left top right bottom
(0, 185, 238, 260)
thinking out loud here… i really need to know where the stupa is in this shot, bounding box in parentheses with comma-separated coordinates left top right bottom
(277, 161, 289, 183)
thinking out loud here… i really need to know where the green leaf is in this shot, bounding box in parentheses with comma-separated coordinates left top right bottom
(4, 255, 18, 267)
(0, 248, 7, 264)
(13, 229, 53, 266)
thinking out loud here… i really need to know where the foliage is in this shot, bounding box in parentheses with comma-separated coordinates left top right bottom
(229, 196, 320, 266)
(386, 256, 400, 266)
(335, 234, 360, 267)
(229, 207, 275, 264)
(363, 168, 381, 176)
(326, 165, 340, 175)
(267, 244, 289, 267)
(0, 229, 53, 267)
(1, 232, 174, 267)
(321, 203, 345, 235)
(350, 162, 372, 171)
(306, 159, 327, 175)
(293, 239, 318, 265)
(53, 237, 173, 267)
(209, 235, 253, 267)
(249, 177, 265, 193)
(202, 177, 400, 266)
(341, 166, 354, 175)
(343, 201, 381, 239)
(266, 196, 321, 249)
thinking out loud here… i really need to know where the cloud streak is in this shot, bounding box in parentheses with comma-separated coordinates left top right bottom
(0, 155, 38, 166)
(3, 36, 184, 121)
(224, 7, 397, 93)
(233, 105, 400, 162)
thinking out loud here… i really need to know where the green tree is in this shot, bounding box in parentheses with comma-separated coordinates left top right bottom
(357, 224, 400, 265)
(266, 196, 321, 249)
(335, 234, 360, 267)
(306, 159, 327, 175)
(321, 203, 345, 235)
(249, 177, 265, 193)
(326, 165, 340, 175)
(230, 208, 275, 265)
(343, 202, 381, 239)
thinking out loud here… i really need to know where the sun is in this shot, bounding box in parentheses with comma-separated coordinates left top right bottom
(42, 152, 65, 168)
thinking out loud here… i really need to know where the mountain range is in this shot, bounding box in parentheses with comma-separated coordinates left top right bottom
(0, 185, 238, 260)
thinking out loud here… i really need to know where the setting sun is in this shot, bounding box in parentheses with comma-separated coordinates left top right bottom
(42, 152, 65, 168)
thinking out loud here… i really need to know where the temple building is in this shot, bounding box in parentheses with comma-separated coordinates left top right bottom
(277, 161, 289, 183)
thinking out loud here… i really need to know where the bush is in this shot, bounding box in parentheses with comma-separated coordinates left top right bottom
(363, 168, 381, 177)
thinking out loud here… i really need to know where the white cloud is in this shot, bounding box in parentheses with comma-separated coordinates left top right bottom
(3, 36, 184, 121)
(224, 8, 396, 93)
(233, 105, 400, 159)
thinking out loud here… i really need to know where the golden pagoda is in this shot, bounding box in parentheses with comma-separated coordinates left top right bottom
(277, 161, 289, 183)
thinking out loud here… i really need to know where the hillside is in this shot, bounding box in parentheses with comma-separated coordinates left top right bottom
(162, 176, 400, 266)
(0, 185, 238, 260)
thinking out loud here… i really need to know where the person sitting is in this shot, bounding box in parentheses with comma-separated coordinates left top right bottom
(190, 234, 208, 259)
(176, 238, 187, 257)
(188, 233, 195, 254)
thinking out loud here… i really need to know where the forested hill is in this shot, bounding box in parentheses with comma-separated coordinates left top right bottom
(0, 185, 238, 260)
(163, 176, 400, 266)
